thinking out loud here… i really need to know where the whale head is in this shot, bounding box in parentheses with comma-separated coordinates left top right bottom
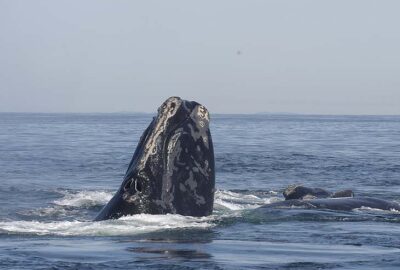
(95, 97, 215, 220)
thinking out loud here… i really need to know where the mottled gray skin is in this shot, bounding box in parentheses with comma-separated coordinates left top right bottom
(283, 185, 354, 200)
(95, 97, 215, 221)
(256, 197, 400, 212)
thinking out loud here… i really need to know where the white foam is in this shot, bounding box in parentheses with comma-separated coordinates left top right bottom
(20, 206, 77, 218)
(53, 190, 114, 208)
(53, 189, 279, 211)
(0, 189, 280, 236)
(214, 190, 279, 210)
(354, 206, 400, 214)
(0, 214, 215, 236)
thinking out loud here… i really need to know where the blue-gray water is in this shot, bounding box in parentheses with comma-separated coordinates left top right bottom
(1, 113, 400, 270)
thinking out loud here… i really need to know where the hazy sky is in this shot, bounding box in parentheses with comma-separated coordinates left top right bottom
(1, 0, 399, 114)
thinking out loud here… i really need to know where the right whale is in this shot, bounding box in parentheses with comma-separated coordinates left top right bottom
(257, 185, 400, 212)
(256, 196, 400, 212)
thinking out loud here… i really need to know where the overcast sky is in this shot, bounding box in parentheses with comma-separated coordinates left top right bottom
(1, 0, 399, 114)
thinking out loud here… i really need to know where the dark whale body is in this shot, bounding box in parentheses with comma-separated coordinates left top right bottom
(283, 185, 354, 200)
(255, 197, 400, 212)
(278, 185, 399, 212)
(95, 97, 215, 221)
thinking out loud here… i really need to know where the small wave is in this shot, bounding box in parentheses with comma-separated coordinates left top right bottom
(354, 206, 400, 214)
(19, 206, 79, 218)
(53, 190, 114, 208)
(0, 214, 215, 236)
(214, 190, 280, 210)
(16, 190, 115, 219)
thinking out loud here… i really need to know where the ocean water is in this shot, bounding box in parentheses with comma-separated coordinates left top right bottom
(0, 113, 400, 270)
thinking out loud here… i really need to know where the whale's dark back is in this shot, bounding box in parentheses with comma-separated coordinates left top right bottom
(255, 197, 400, 212)
(95, 97, 215, 220)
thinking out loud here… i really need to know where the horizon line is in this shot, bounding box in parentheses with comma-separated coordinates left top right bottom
(0, 111, 399, 117)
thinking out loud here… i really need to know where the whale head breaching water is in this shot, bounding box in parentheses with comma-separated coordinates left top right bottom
(95, 97, 215, 221)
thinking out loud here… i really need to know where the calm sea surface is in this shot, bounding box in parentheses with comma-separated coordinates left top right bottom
(0, 113, 400, 269)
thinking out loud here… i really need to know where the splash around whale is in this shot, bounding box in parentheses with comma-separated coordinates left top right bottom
(95, 97, 400, 221)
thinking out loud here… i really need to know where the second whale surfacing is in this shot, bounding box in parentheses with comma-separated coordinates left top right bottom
(258, 185, 400, 212)
(259, 187, 400, 213)
(283, 185, 354, 200)
(256, 196, 400, 212)
(95, 97, 215, 221)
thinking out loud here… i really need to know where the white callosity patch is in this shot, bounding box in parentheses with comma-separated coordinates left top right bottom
(139, 97, 184, 169)
(167, 130, 183, 155)
(189, 105, 210, 149)
(160, 132, 185, 211)
(197, 105, 210, 122)
(196, 105, 210, 129)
